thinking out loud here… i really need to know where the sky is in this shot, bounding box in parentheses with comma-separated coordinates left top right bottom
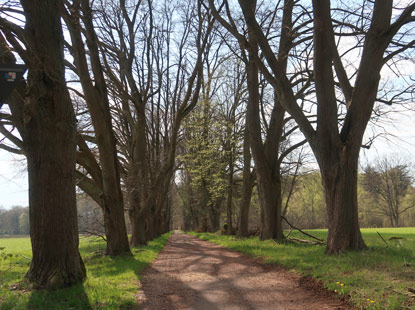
(0, 151, 27, 209)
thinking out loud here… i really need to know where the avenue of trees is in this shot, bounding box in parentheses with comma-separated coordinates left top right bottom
(0, 0, 414, 288)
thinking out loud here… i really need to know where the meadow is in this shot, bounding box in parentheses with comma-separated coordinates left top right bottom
(0, 232, 171, 310)
(189, 228, 415, 310)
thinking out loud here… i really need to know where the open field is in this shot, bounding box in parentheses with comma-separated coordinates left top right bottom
(188, 228, 415, 310)
(0, 232, 171, 310)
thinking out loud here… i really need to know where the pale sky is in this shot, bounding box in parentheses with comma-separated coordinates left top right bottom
(0, 151, 27, 209)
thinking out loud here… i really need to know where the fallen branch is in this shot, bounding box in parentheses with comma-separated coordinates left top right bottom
(287, 237, 325, 245)
(19, 254, 31, 261)
(286, 226, 294, 239)
(376, 231, 389, 247)
(281, 216, 325, 243)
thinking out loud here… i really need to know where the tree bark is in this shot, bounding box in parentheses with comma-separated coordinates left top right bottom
(63, 2, 131, 255)
(238, 126, 253, 237)
(20, 0, 86, 288)
(246, 25, 284, 240)
(129, 205, 147, 246)
(226, 155, 234, 235)
(318, 145, 366, 254)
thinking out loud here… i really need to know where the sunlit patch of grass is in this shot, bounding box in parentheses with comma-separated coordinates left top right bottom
(188, 228, 415, 310)
(0, 232, 171, 309)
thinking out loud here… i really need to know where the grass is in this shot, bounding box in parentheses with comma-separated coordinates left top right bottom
(0, 232, 171, 309)
(188, 228, 415, 310)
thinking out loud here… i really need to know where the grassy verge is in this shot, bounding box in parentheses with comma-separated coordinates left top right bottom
(0, 232, 171, 310)
(188, 228, 415, 310)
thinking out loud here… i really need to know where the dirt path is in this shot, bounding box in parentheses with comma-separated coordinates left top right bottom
(137, 232, 349, 310)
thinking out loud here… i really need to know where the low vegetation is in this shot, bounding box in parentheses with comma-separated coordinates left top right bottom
(189, 228, 415, 310)
(0, 232, 171, 309)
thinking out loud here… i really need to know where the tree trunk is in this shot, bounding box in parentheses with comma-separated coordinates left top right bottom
(393, 215, 399, 228)
(238, 127, 253, 237)
(319, 146, 366, 254)
(145, 213, 154, 241)
(211, 200, 221, 232)
(226, 157, 234, 235)
(21, 0, 86, 288)
(129, 209, 147, 246)
(162, 197, 172, 233)
(246, 30, 284, 241)
(63, 2, 131, 256)
(257, 172, 283, 240)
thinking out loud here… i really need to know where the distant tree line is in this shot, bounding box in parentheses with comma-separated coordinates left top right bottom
(173, 154, 415, 231)
(0, 206, 29, 235)
(0, 197, 104, 237)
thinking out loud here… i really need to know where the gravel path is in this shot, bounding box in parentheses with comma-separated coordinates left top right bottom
(137, 231, 349, 310)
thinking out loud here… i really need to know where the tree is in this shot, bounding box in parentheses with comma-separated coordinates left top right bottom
(100, 0, 214, 245)
(210, 0, 415, 253)
(181, 98, 228, 232)
(363, 156, 414, 227)
(209, 0, 309, 241)
(237, 122, 255, 237)
(62, 0, 131, 255)
(0, 0, 86, 287)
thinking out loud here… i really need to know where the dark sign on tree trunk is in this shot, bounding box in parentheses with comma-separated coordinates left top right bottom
(0, 64, 26, 103)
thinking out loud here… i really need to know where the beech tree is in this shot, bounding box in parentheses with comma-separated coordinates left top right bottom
(0, 0, 86, 287)
(209, 0, 415, 253)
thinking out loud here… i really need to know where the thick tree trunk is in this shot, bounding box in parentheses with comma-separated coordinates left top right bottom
(21, 0, 86, 288)
(102, 189, 130, 255)
(246, 30, 284, 241)
(145, 213, 154, 241)
(162, 197, 172, 233)
(238, 128, 253, 237)
(129, 209, 147, 246)
(319, 146, 366, 254)
(257, 172, 283, 240)
(63, 2, 131, 256)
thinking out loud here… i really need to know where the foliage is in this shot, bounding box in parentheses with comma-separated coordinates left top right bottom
(0, 232, 171, 309)
(0, 207, 29, 236)
(188, 228, 415, 310)
(282, 169, 415, 229)
(283, 171, 326, 229)
(362, 156, 414, 227)
(180, 99, 229, 207)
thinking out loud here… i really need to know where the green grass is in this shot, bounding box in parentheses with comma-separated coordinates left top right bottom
(0, 232, 171, 309)
(188, 228, 415, 310)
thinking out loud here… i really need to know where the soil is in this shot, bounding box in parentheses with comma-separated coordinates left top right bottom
(137, 231, 350, 310)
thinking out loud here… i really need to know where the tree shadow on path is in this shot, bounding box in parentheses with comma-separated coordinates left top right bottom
(137, 232, 349, 310)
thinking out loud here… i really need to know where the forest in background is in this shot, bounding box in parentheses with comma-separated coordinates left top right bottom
(2, 158, 414, 236)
